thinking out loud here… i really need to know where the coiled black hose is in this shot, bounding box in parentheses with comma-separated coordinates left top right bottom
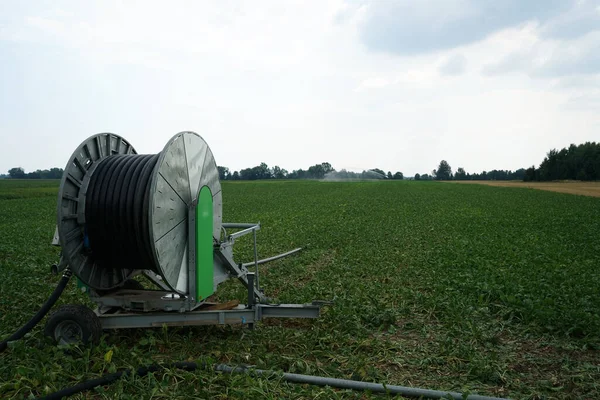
(85, 154, 159, 272)
(0, 270, 72, 353)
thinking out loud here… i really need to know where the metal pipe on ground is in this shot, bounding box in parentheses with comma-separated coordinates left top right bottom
(222, 223, 260, 229)
(215, 364, 510, 400)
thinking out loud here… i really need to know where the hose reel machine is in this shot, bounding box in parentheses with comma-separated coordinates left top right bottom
(48, 132, 322, 344)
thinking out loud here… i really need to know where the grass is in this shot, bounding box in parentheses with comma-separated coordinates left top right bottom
(0, 179, 61, 200)
(1, 179, 600, 399)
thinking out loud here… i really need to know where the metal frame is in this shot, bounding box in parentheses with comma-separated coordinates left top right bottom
(88, 220, 322, 330)
(94, 272, 322, 329)
(97, 303, 322, 329)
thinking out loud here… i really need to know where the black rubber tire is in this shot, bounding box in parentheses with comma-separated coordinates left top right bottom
(44, 304, 102, 345)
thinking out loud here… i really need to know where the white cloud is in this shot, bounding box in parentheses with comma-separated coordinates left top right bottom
(354, 77, 391, 91)
(438, 54, 468, 76)
(482, 27, 600, 78)
(541, 0, 600, 39)
(358, 0, 571, 55)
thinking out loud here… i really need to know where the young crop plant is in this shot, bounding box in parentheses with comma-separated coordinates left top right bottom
(1, 179, 600, 399)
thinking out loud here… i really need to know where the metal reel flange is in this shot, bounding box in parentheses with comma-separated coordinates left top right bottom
(148, 131, 222, 293)
(57, 133, 137, 290)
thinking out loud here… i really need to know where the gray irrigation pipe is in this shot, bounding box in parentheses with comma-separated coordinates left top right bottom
(215, 364, 511, 400)
(241, 247, 303, 268)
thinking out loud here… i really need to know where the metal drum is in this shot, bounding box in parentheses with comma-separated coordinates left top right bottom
(56, 132, 222, 293)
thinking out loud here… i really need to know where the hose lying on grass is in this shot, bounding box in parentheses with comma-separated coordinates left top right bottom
(0, 269, 72, 353)
(2, 269, 510, 400)
(39, 361, 511, 400)
(39, 362, 198, 400)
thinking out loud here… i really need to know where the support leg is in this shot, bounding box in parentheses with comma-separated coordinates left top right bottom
(247, 272, 255, 330)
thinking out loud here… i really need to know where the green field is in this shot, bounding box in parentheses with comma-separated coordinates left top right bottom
(1, 179, 600, 399)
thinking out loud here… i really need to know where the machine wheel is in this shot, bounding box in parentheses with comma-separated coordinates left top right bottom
(44, 304, 102, 345)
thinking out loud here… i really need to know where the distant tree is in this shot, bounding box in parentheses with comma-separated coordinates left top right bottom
(393, 172, 404, 180)
(271, 165, 288, 179)
(217, 166, 230, 180)
(26, 170, 42, 179)
(231, 171, 240, 180)
(307, 162, 334, 179)
(307, 164, 324, 179)
(512, 168, 526, 181)
(532, 142, 600, 181)
(524, 166, 537, 182)
(455, 167, 467, 180)
(288, 169, 307, 179)
(256, 162, 271, 179)
(8, 167, 25, 179)
(239, 162, 272, 180)
(239, 167, 254, 180)
(434, 160, 453, 180)
(336, 169, 348, 179)
(387, 171, 392, 179)
(44, 168, 63, 179)
(414, 173, 421, 181)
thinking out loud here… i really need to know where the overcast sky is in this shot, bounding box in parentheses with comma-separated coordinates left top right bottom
(1, 0, 599, 176)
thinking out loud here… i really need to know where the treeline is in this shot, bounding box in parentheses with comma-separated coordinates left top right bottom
(6, 142, 597, 182)
(413, 160, 526, 181)
(413, 170, 526, 181)
(5, 167, 64, 179)
(217, 163, 405, 180)
(453, 168, 526, 181)
(524, 142, 600, 181)
(414, 142, 598, 182)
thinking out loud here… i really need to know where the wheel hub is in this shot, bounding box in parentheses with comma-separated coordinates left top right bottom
(54, 320, 84, 344)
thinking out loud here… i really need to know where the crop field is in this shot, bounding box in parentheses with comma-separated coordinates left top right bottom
(1, 179, 600, 399)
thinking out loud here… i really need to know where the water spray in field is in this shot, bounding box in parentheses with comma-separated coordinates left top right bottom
(366, 169, 387, 179)
(323, 168, 387, 181)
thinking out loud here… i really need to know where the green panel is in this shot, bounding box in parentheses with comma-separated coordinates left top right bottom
(76, 278, 88, 293)
(196, 186, 214, 300)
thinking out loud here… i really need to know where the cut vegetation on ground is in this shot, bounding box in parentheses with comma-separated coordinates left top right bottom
(1, 179, 599, 399)
(448, 180, 600, 198)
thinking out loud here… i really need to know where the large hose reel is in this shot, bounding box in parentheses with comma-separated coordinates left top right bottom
(56, 132, 222, 294)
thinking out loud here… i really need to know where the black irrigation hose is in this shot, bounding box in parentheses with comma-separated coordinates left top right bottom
(85, 154, 160, 272)
(39, 361, 511, 400)
(39, 362, 197, 400)
(0, 270, 72, 353)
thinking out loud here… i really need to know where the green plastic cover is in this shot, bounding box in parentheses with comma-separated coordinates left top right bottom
(196, 186, 214, 300)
